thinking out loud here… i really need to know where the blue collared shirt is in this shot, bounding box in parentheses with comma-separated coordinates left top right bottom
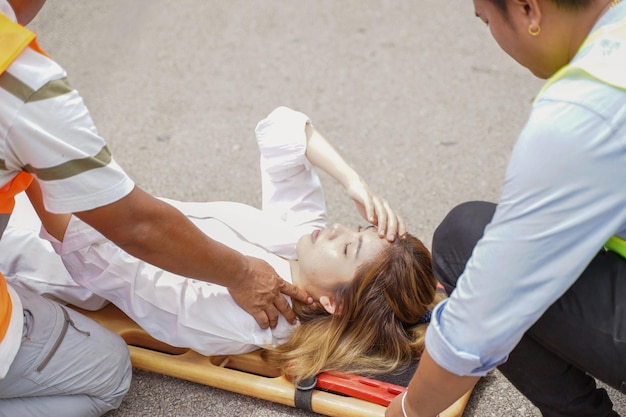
(426, 4, 626, 376)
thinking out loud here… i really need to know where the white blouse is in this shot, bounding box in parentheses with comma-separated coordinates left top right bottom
(2, 107, 330, 355)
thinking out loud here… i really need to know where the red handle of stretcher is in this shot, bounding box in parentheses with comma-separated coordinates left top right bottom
(316, 371, 405, 407)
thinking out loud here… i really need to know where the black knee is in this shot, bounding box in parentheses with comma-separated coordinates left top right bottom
(432, 201, 496, 294)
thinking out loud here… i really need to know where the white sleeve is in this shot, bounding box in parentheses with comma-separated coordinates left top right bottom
(3, 48, 134, 214)
(255, 107, 329, 236)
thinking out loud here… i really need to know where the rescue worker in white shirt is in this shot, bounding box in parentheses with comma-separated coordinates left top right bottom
(386, 1, 626, 416)
(4, 107, 435, 386)
(1, 1, 130, 415)
(0, 0, 341, 415)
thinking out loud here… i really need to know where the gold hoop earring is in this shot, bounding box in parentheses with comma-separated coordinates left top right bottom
(528, 24, 541, 36)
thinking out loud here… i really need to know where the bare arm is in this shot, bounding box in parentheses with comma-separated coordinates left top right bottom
(384, 348, 479, 417)
(25, 179, 70, 242)
(75, 187, 249, 285)
(304, 123, 406, 240)
(7, 0, 47, 25)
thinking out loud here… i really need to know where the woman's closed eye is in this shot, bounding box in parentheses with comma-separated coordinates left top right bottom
(345, 226, 374, 257)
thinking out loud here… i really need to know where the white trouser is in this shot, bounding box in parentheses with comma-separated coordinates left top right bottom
(0, 285, 131, 417)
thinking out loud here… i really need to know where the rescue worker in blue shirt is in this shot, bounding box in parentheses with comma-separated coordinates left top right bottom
(387, 1, 626, 416)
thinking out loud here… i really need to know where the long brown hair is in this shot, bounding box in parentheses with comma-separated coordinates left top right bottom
(264, 233, 443, 384)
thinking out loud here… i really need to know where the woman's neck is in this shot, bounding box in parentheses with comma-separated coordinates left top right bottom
(288, 259, 301, 288)
(569, 0, 622, 57)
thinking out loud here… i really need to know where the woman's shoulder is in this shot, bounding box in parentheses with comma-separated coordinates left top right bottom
(535, 73, 626, 125)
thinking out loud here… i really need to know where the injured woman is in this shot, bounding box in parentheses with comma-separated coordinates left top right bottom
(1, 106, 442, 384)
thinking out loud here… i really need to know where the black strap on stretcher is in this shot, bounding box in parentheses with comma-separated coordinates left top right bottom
(294, 376, 318, 412)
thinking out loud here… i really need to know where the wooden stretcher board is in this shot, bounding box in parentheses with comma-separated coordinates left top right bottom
(72, 304, 472, 417)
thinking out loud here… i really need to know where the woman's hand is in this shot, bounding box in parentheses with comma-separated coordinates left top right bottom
(302, 122, 406, 241)
(346, 176, 406, 241)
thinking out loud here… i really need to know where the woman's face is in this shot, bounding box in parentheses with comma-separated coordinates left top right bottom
(473, 0, 569, 78)
(295, 224, 390, 299)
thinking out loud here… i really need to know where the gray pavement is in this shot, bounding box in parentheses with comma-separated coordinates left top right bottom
(29, 0, 626, 415)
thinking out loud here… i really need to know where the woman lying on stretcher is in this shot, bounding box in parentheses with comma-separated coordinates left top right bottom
(19, 106, 443, 384)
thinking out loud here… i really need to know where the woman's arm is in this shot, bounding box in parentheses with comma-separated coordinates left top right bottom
(304, 123, 406, 240)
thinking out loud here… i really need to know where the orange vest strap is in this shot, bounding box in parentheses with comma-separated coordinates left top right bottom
(0, 171, 33, 214)
(0, 273, 11, 343)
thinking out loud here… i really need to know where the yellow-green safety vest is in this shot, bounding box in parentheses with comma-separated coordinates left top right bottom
(534, 14, 626, 259)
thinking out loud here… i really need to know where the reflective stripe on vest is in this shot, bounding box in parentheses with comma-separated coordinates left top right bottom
(535, 15, 626, 259)
(0, 13, 41, 342)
